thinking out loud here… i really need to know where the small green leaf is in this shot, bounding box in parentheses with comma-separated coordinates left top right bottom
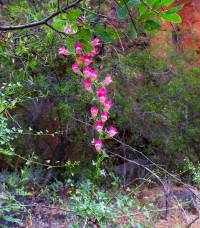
(144, 20, 160, 31)
(153, 0, 175, 10)
(117, 6, 128, 20)
(128, 0, 140, 7)
(86, 13, 96, 22)
(130, 22, 137, 39)
(139, 2, 148, 17)
(165, 5, 183, 14)
(60, 13, 67, 20)
(53, 18, 64, 30)
(65, 9, 81, 22)
(94, 25, 114, 42)
(65, 36, 77, 52)
(160, 12, 182, 23)
(77, 29, 91, 42)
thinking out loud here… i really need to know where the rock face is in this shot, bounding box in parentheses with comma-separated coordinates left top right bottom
(150, 0, 200, 62)
(178, 0, 200, 52)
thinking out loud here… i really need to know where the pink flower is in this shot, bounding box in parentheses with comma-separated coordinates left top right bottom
(83, 66, 93, 78)
(82, 54, 93, 65)
(83, 80, 92, 92)
(74, 42, 83, 54)
(92, 139, 102, 151)
(72, 63, 82, 74)
(64, 26, 73, 35)
(90, 47, 100, 57)
(91, 37, 101, 47)
(91, 107, 98, 118)
(95, 121, 104, 133)
(58, 46, 70, 56)
(100, 112, 108, 123)
(97, 87, 106, 97)
(83, 66, 98, 80)
(98, 94, 107, 104)
(90, 69, 98, 81)
(97, 87, 107, 104)
(103, 74, 112, 86)
(103, 99, 112, 112)
(108, 126, 118, 137)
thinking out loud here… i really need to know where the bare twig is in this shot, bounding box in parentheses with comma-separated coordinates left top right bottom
(45, 22, 68, 37)
(72, 116, 200, 203)
(186, 216, 199, 228)
(82, 217, 88, 228)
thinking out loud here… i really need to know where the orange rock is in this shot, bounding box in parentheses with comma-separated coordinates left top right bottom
(150, 0, 200, 64)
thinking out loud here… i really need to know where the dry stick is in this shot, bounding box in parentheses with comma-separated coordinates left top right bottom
(112, 137, 200, 202)
(72, 116, 200, 202)
(186, 216, 199, 228)
(108, 150, 170, 218)
(0, 0, 83, 31)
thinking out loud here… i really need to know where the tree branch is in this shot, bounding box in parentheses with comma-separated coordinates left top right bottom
(0, 0, 82, 31)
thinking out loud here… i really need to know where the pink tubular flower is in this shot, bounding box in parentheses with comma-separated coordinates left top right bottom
(97, 87, 106, 97)
(91, 37, 101, 47)
(92, 139, 102, 151)
(83, 80, 92, 92)
(95, 121, 104, 133)
(98, 94, 107, 104)
(103, 99, 112, 112)
(90, 107, 98, 118)
(64, 26, 73, 35)
(108, 126, 118, 137)
(83, 66, 93, 78)
(97, 87, 107, 104)
(100, 112, 108, 123)
(90, 69, 98, 81)
(72, 63, 82, 75)
(83, 66, 98, 81)
(58, 46, 70, 56)
(82, 54, 93, 65)
(90, 47, 100, 57)
(103, 74, 112, 86)
(74, 42, 83, 54)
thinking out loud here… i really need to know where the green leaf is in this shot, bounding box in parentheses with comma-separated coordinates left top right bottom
(4, 216, 21, 224)
(65, 9, 81, 22)
(60, 13, 67, 20)
(128, 0, 140, 7)
(160, 12, 182, 23)
(130, 22, 137, 39)
(139, 2, 148, 17)
(145, 0, 157, 5)
(94, 25, 115, 42)
(144, 20, 160, 31)
(116, 6, 128, 20)
(153, 0, 175, 10)
(77, 29, 91, 42)
(53, 18, 64, 30)
(164, 5, 183, 14)
(86, 13, 97, 22)
(65, 36, 77, 52)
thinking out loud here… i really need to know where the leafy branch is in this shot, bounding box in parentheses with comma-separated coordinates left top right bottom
(0, 0, 83, 31)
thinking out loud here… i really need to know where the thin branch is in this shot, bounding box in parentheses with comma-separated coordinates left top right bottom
(45, 22, 68, 37)
(72, 116, 200, 202)
(0, 0, 83, 31)
(122, 0, 137, 32)
(186, 216, 199, 228)
(57, 0, 61, 11)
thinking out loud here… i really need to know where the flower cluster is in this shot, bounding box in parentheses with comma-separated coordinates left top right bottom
(59, 38, 118, 152)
